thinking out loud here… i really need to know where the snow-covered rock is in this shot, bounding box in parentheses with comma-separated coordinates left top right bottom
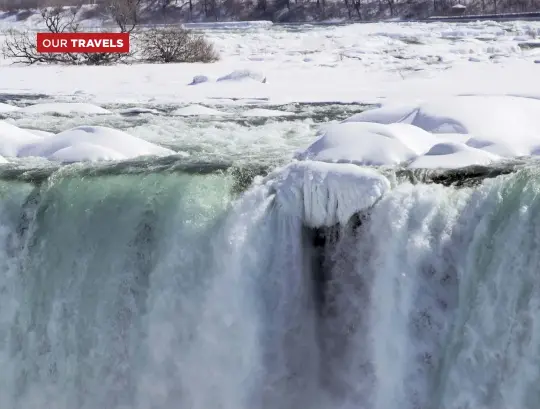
(296, 122, 436, 166)
(0, 120, 44, 157)
(190, 75, 210, 85)
(217, 70, 266, 83)
(305, 95, 540, 168)
(18, 125, 174, 163)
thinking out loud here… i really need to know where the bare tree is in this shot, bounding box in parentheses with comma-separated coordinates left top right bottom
(106, 0, 141, 32)
(136, 27, 219, 63)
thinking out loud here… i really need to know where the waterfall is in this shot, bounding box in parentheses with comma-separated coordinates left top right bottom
(0, 163, 539, 409)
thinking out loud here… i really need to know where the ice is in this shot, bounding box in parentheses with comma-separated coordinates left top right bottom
(18, 125, 174, 163)
(19, 103, 111, 115)
(264, 161, 390, 227)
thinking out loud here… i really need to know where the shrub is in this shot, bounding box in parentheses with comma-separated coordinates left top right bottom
(135, 27, 219, 63)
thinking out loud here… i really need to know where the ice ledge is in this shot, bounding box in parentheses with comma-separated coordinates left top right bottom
(263, 161, 390, 228)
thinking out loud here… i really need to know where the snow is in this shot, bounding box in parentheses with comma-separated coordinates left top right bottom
(297, 95, 540, 168)
(19, 103, 111, 115)
(183, 21, 273, 30)
(241, 108, 294, 117)
(17, 126, 175, 163)
(22, 128, 55, 137)
(264, 161, 390, 227)
(0, 20, 540, 170)
(0, 120, 43, 157)
(171, 104, 231, 116)
(0, 103, 19, 112)
(217, 70, 266, 83)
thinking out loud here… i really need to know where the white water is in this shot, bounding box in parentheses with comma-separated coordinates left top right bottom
(0, 165, 539, 409)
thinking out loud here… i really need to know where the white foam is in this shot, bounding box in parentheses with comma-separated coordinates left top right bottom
(264, 161, 390, 227)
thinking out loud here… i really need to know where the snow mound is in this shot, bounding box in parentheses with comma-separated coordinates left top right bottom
(19, 103, 111, 115)
(22, 128, 54, 137)
(0, 121, 44, 157)
(344, 104, 418, 125)
(321, 95, 540, 168)
(265, 161, 390, 228)
(409, 142, 500, 168)
(190, 75, 210, 85)
(18, 125, 174, 163)
(241, 108, 294, 117)
(171, 105, 230, 116)
(296, 122, 436, 166)
(0, 103, 20, 113)
(217, 70, 266, 83)
(0, 155, 9, 164)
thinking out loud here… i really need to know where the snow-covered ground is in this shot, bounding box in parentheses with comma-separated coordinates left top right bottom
(1, 19, 540, 169)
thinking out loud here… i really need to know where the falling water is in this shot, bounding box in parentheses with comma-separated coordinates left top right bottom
(0, 163, 539, 409)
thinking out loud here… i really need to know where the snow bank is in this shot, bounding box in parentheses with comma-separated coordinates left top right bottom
(264, 161, 390, 228)
(171, 105, 230, 116)
(298, 95, 540, 169)
(0, 103, 19, 113)
(18, 125, 174, 163)
(19, 103, 111, 115)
